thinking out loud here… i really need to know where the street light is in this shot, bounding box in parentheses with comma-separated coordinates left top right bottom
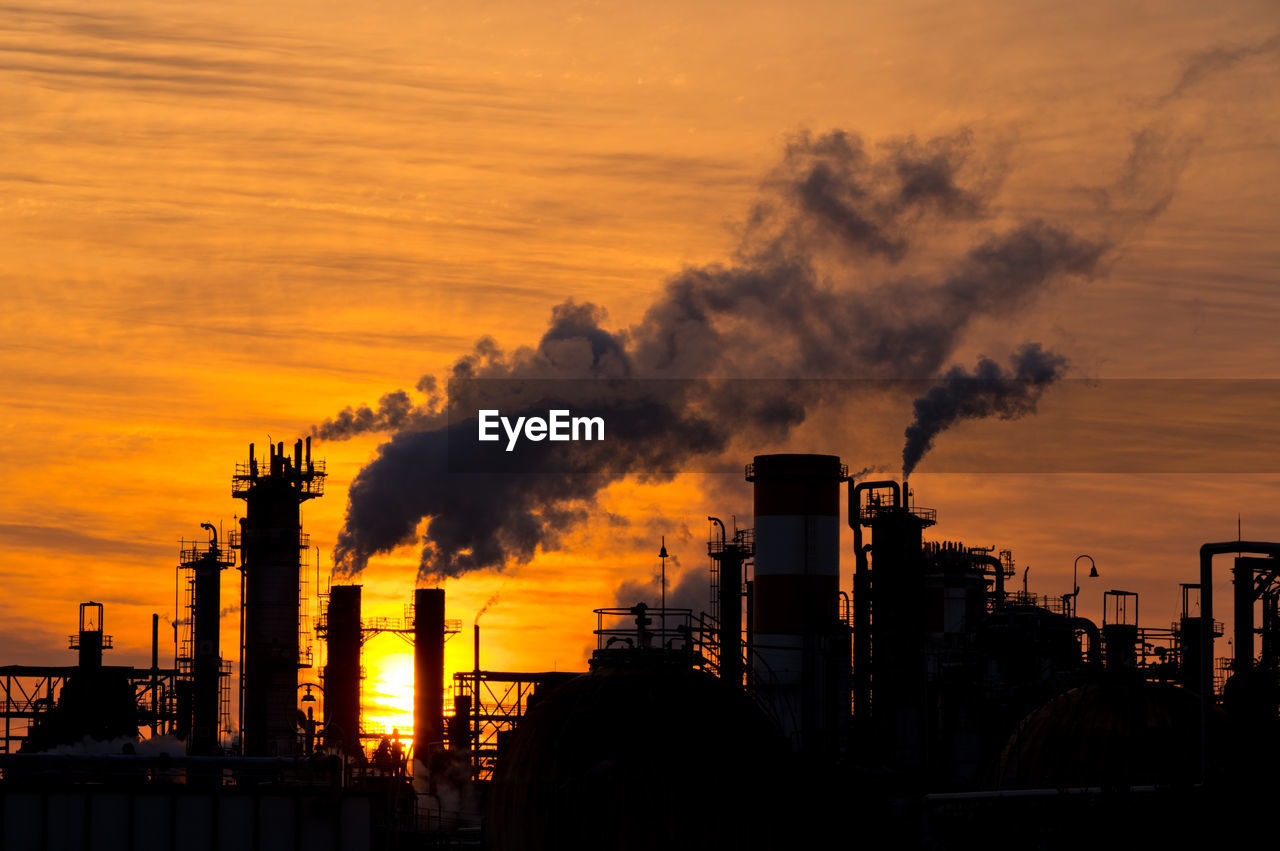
(1073, 554, 1099, 618)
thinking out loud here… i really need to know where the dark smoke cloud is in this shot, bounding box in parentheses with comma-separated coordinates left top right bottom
(320, 124, 1185, 583)
(902, 343, 1069, 477)
(740, 129, 1001, 264)
(1090, 123, 1198, 221)
(1156, 34, 1279, 105)
(848, 465, 890, 484)
(313, 378, 442, 440)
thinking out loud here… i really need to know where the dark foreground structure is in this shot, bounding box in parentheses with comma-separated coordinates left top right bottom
(3, 447, 1279, 848)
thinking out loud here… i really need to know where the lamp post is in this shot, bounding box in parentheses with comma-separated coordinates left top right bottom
(297, 681, 324, 756)
(1073, 554, 1099, 618)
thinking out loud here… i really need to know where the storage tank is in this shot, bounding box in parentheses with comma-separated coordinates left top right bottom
(485, 658, 787, 850)
(996, 676, 1208, 788)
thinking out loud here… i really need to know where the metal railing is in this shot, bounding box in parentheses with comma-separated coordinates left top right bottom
(858, 504, 936, 525)
(67, 634, 113, 649)
(592, 606, 695, 657)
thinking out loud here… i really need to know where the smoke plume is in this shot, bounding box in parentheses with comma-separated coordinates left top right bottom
(1156, 34, 1279, 105)
(319, 124, 1184, 583)
(902, 343, 1069, 477)
(314, 378, 441, 440)
(474, 586, 505, 625)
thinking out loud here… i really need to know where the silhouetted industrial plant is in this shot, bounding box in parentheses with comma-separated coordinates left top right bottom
(2, 444, 1277, 848)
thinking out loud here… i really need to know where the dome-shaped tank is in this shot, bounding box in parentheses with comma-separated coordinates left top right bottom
(996, 676, 1210, 788)
(485, 658, 788, 851)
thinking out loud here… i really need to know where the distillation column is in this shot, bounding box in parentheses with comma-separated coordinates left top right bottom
(186, 525, 233, 755)
(234, 438, 325, 757)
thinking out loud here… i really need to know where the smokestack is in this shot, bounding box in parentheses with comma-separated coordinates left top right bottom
(325, 585, 362, 755)
(864, 485, 930, 769)
(413, 588, 445, 772)
(747, 454, 848, 752)
(849, 479, 900, 730)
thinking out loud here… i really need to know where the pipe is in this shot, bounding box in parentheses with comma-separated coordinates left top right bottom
(473, 624, 481, 763)
(969, 552, 1005, 606)
(848, 480, 901, 725)
(151, 613, 160, 738)
(745, 580, 754, 689)
(1069, 617, 1101, 666)
(1198, 541, 1280, 784)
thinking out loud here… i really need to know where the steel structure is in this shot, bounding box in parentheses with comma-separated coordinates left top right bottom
(451, 669, 579, 782)
(232, 438, 324, 757)
(176, 525, 235, 754)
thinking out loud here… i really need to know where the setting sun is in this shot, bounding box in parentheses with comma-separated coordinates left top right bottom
(362, 639, 415, 741)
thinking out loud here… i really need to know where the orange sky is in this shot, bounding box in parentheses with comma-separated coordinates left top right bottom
(1, 1, 1278, 741)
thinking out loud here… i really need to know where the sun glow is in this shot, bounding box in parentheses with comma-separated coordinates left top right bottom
(362, 643, 415, 741)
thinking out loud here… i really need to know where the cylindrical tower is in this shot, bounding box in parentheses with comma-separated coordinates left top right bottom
(747, 454, 848, 751)
(708, 521, 751, 691)
(233, 438, 325, 757)
(188, 525, 233, 756)
(866, 499, 929, 769)
(324, 584, 362, 755)
(414, 588, 446, 772)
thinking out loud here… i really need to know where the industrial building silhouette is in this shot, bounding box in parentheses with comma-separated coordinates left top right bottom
(1, 445, 1276, 848)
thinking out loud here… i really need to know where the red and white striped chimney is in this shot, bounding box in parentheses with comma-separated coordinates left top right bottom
(747, 454, 847, 748)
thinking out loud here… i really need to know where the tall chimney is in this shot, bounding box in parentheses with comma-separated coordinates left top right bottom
(325, 585, 363, 754)
(747, 454, 847, 752)
(414, 588, 446, 773)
